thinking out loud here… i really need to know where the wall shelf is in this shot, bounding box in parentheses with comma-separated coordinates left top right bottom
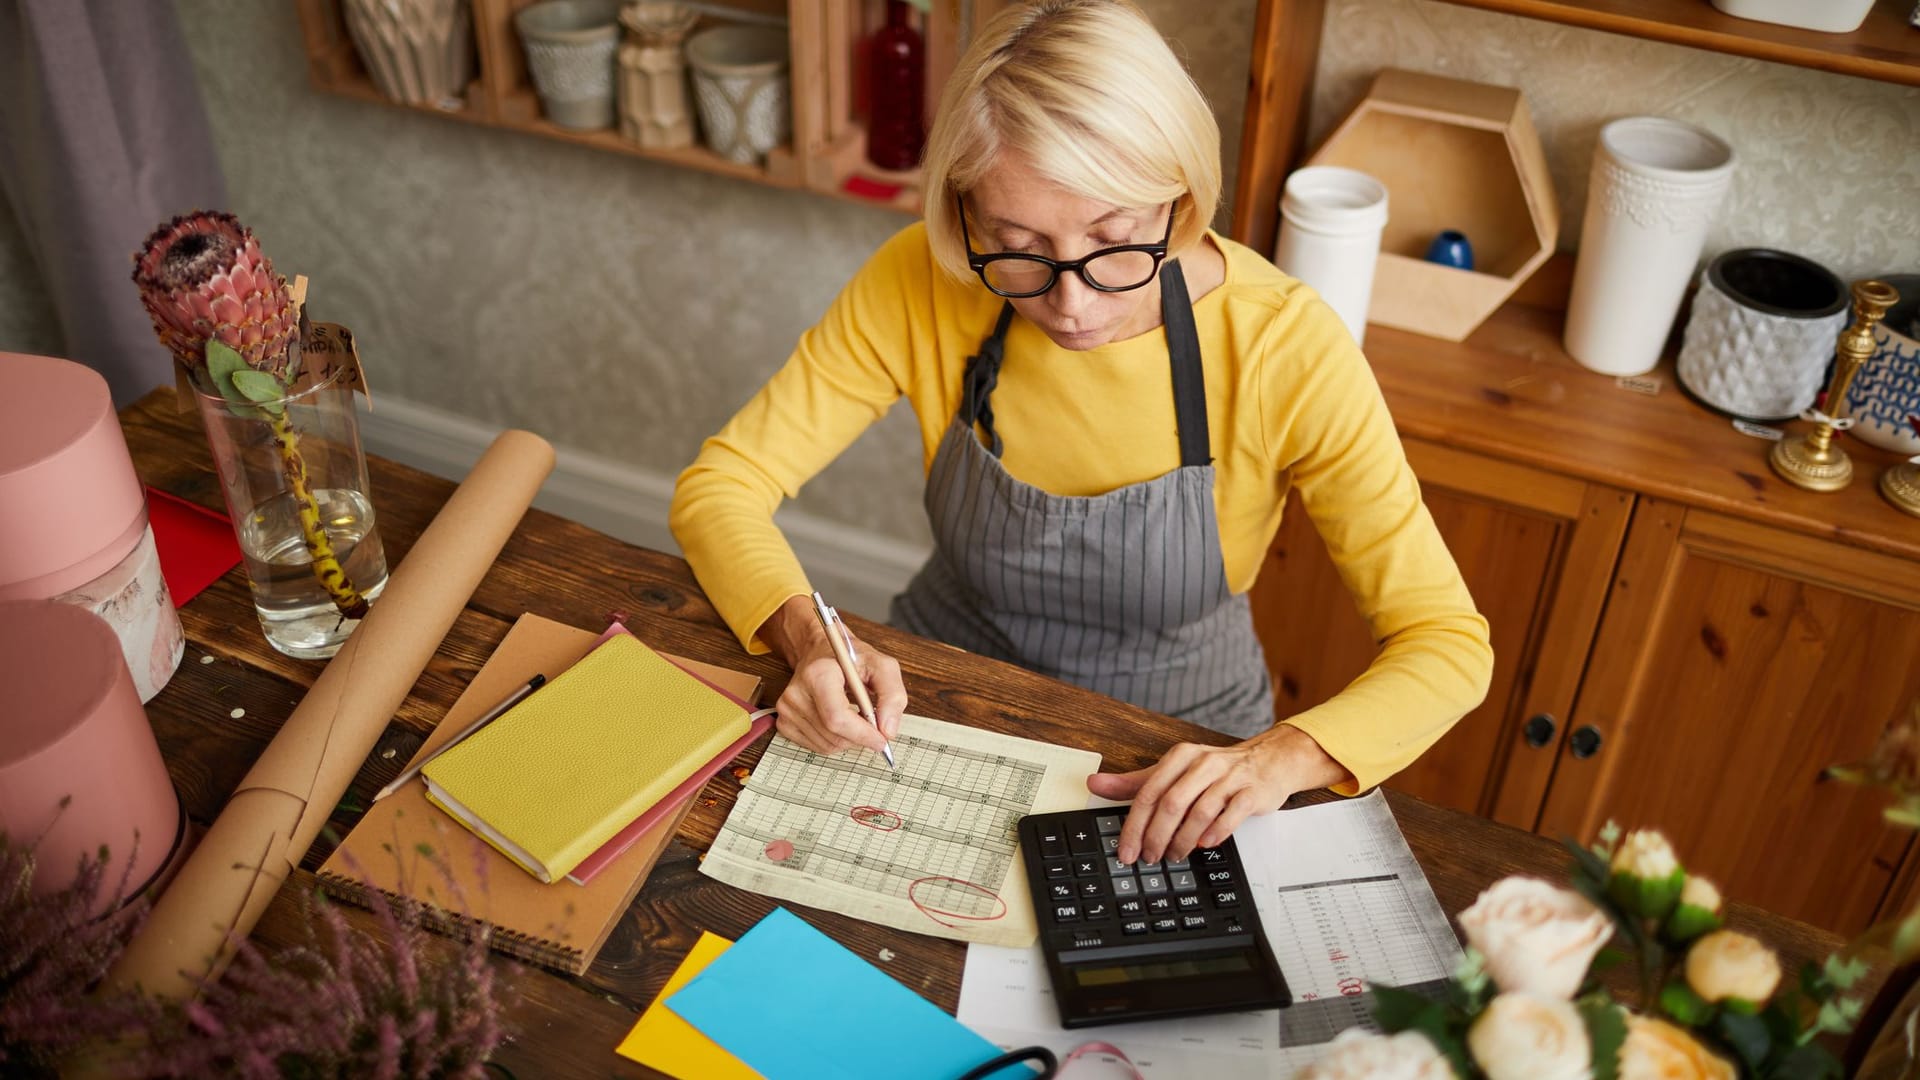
(294, 0, 949, 216)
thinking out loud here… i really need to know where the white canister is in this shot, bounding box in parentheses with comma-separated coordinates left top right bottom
(1564, 117, 1735, 377)
(1675, 248, 1848, 421)
(1274, 166, 1389, 347)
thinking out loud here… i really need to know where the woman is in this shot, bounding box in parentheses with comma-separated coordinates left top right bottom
(670, 0, 1492, 867)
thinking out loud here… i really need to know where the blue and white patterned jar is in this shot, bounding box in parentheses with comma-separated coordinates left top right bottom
(1841, 275, 1920, 455)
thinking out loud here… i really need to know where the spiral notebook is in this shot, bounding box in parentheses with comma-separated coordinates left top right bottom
(316, 612, 765, 975)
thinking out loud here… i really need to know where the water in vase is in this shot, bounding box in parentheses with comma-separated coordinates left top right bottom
(235, 487, 389, 659)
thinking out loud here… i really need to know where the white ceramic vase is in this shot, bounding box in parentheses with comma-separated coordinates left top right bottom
(515, 0, 622, 130)
(342, 0, 474, 108)
(1564, 117, 1735, 377)
(1675, 248, 1848, 421)
(1272, 166, 1389, 348)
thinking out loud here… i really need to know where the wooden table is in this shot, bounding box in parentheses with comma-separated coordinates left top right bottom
(120, 390, 1857, 1078)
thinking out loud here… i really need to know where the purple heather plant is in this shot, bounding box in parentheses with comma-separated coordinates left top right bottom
(131, 870, 508, 1079)
(0, 827, 154, 1078)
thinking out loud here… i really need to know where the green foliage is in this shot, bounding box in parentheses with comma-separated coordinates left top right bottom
(1370, 982, 1473, 1079)
(1577, 995, 1627, 1080)
(1659, 980, 1713, 1026)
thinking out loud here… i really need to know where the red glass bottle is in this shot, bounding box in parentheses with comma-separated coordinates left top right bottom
(865, 0, 925, 171)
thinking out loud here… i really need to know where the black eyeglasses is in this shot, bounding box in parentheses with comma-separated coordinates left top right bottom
(959, 196, 1172, 299)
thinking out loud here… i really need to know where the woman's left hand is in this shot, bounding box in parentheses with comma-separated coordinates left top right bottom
(1087, 726, 1351, 865)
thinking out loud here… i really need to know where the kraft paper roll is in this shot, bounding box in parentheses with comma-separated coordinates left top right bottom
(102, 429, 555, 1002)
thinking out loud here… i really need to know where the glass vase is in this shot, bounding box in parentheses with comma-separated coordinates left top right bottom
(865, 0, 924, 171)
(192, 364, 389, 659)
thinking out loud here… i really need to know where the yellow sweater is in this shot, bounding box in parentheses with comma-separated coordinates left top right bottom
(670, 223, 1492, 792)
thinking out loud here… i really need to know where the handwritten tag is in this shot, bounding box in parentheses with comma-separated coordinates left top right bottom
(301, 319, 374, 409)
(1615, 375, 1662, 396)
(1732, 418, 1784, 441)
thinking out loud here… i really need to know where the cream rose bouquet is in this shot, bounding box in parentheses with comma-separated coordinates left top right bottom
(1297, 825, 1865, 1080)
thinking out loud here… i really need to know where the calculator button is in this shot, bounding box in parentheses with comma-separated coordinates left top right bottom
(1068, 828, 1102, 855)
(1101, 835, 1121, 856)
(1049, 883, 1074, 901)
(1213, 889, 1242, 908)
(1078, 880, 1106, 899)
(1112, 877, 1139, 897)
(1094, 814, 1124, 836)
(1044, 859, 1071, 880)
(1222, 916, 1248, 934)
(1122, 919, 1150, 935)
(1164, 854, 1191, 871)
(1117, 898, 1144, 916)
(1074, 857, 1102, 878)
(1083, 900, 1113, 921)
(1140, 873, 1168, 896)
(1067, 928, 1109, 950)
(1176, 894, 1203, 911)
(1037, 826, 1067, 858)
(1181, 914, 1208, 931)
(1152, 917, 1180, 933)
(1195, 847, 1227, 865)
(1053, 904, 1080, 922)
(1203, 868, 1235, 887)
(1106, 857, 1136, 876)
(1147, 896, 1173, 914)
(1135, 860, 1163, 875)
(1170, 871, 1198, 893)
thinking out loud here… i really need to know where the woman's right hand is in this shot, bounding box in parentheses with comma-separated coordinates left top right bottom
(758, 594, 908, 757)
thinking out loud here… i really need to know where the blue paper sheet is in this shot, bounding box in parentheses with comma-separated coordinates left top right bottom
(665, 907, 1003, 1080)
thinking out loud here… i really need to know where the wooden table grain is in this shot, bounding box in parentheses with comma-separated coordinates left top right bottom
(120, 390, 1858, 1079)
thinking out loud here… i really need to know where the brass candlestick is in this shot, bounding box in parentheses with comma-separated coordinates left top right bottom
(1882, 458, 1920, 518)
(1769, 279, 1901, 492)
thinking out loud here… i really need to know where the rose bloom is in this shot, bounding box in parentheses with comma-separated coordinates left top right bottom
(1457, 877, 1612, 1000)
(1685, 929, 1782, 1004)
(1467, 992, 1591, 1080)
(1618, 1014, 1736, 1080)
(1680, 875, 1721, 914)
(1295, 1029, 1455, 1080)
(1612, 830, 1680, 879)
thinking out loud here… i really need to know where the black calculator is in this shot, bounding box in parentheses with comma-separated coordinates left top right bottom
(1017, 807, 1290, 1028)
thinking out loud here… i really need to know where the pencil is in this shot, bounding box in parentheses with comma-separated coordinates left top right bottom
(810, 591, 897, 771)
(371, 674, 546, 802)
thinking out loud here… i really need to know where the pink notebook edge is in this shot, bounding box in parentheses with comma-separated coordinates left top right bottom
(564, 623, 773, 885)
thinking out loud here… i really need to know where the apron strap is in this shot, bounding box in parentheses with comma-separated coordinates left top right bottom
(962, 261, 1210, 467)
(962, 302, 1017, 458)
(1159, 260, 1211, 468)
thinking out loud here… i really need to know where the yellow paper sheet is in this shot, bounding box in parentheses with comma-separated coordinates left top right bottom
(616, 932, 763, 1080)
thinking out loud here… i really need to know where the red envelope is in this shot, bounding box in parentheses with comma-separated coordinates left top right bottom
(145, 487, 241, 606)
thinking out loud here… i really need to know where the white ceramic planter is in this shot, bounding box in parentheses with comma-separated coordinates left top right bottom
(686, 25, 791, 165)
(1709, 0, 1875, 34)
(1675, 248, 1848, 420)
(1565, 117, 1735, 377)
(342, 0, 474, 108)
(515, 0, 621, 130)
(1273, 166, 1389, 347)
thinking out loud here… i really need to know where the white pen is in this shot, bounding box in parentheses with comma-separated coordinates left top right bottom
(810, 591, 897, 771)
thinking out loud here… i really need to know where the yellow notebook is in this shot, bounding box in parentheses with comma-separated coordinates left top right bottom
(420, 633, 752, 883)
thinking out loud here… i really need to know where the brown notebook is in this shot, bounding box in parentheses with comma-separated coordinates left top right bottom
(317, 613, 764, 975)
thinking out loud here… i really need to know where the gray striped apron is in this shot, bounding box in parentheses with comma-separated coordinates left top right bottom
(890, 261, 1275, 737)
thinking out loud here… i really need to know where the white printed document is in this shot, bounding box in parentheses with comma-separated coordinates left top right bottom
(957, 791, 1460, 1078)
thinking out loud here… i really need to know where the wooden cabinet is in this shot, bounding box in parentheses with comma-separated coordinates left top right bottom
(1248, 283, 1920, 938)
(1251, 440, 1629, 827)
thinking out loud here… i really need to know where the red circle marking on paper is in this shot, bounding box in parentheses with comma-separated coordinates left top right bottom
(764, 839, 795, 862)
(908, 876, 1008, 928)
(849, 806, 903, 831)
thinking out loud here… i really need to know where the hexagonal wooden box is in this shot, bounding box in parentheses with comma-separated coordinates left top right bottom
(1307, 69, 1559, 342)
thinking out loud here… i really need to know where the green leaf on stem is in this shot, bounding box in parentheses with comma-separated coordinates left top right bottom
(1714, 1009, 1772, 1073)
(1592, 947, 1629, 972)
(230, 369, 288, 416)
(1578, 996, 1627, 1080)
(1371, 982, 1443, 1034)
(206, 339, 247, 401)
(1659, 980, 1714, 1026)
(1767, 1042, 1844, 1080)
(1818, 953, 1865, 993)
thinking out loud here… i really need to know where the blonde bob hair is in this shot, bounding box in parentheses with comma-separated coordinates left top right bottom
(921, 0, 1221, 283)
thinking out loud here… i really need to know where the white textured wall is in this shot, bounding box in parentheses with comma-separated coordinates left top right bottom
(2, 0, 1914, 546)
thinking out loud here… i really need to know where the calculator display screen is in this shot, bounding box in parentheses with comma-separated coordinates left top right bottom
(1072, 952, 1254, 987)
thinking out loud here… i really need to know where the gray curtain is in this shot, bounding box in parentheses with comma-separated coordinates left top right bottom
(0, 0, 228, 406)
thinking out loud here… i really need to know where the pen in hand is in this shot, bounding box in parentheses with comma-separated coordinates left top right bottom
(371, 674, 546, 802)
(811, 591, 897, 772)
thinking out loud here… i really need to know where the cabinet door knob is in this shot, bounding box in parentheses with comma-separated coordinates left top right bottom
(1568, 725, 1604, 760)
(1523, 713, 1557, 748)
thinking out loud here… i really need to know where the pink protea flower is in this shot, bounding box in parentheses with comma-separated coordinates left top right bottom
(131, 211, 298, 378)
